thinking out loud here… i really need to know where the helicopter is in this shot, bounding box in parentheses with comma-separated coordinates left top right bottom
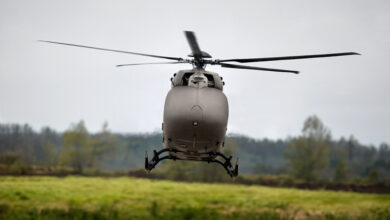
(39, 31, 359, 177)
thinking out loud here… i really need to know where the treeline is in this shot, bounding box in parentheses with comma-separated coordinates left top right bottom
(0, 116, 389, 184)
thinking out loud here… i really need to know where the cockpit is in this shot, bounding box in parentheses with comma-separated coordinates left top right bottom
(171, 69, 224, 90)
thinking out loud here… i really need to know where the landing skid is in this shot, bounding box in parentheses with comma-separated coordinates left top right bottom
(145, 148, 239, 178)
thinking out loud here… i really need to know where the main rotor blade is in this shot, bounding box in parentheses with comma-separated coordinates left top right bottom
(184, 31, 202, 58)
(116, 61, 188, 67)
(219, 52, 360, 63)
(220, 63, 299, 74)
(38, 40, 183, 61)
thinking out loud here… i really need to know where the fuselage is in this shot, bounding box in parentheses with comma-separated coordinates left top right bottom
(162, 68, 228, 161)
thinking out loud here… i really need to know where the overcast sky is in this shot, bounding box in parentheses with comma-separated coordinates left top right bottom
(1, 0, 389, 146)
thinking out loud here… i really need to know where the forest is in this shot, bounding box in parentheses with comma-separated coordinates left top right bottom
(0, 116, 389, 189)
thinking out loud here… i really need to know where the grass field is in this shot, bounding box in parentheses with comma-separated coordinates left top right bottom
(0, 176, 389, 219)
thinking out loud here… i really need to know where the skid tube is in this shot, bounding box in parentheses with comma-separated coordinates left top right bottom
(145, 148, 239, 178)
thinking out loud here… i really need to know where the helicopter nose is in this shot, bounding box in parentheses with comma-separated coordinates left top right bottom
(191, 105, 203, 126)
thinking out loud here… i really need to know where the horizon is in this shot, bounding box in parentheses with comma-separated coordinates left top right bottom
(1, 118, 385, 147)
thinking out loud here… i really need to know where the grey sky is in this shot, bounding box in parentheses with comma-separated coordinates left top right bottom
(1, 0, 389, 146)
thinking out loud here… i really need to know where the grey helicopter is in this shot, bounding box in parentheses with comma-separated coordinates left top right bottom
(40, 31, 359, 177)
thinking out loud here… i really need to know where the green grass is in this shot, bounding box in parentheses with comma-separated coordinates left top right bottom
(0, 176, 389, 219)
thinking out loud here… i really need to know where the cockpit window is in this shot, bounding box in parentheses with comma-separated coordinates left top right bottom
(204, 74, 215, 88)
(182, 72, 193, 86)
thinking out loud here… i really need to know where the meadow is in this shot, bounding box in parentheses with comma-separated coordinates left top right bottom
(0, 176, 389, 219)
